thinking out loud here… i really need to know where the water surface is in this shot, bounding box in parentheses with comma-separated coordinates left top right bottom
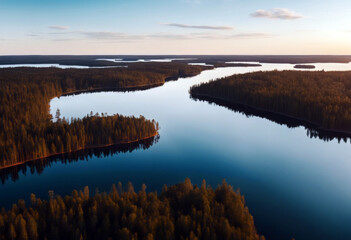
(1, 63, 351, 240)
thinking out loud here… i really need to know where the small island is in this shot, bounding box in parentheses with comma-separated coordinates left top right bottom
(294, 64, 316, 69)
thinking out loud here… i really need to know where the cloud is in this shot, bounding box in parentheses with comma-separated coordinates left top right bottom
(162, 23, 233, 30)
(79, 31, 127, 39)
(251, 8, 303, 20)
(33, 28, 273, 42)
(49, 25, 70, 30)
(148, 33, 190, 40)
(188, 32, 273, 40)
(75, 31, 192, 41)
(228, 33, 273, 39)
(75, 31, 271, 41)
(77, 31, 149, 41)
(26, 33, 39, 37)
(52, 38, 75, 42)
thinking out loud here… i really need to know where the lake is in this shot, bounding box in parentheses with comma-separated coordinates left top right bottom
(1, 62, 351, 240)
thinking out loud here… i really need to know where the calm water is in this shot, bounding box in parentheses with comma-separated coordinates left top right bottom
(1, 62, 351, 240)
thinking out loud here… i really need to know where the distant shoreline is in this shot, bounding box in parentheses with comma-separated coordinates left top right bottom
(1, 55, 350, 66)
(60, 83, 164, 96)
(294, 64, 316, 69)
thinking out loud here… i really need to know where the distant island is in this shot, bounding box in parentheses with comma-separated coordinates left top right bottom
(0, 63, 207, 169)
(190, 70, 351, 135)
(225, 63, 262, 67)
(294, 64, 316, 69)
(0, 178, 265, 240)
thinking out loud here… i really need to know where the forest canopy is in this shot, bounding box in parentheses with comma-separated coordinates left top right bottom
(0, 178, 265, 240)
(190, 70, 351, 133)
(0, 63, 205, 168)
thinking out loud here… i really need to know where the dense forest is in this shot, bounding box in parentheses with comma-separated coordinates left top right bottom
(0, 178, 265, 240)
(0, 63, 205, 168)
(190, 70, 351, 133)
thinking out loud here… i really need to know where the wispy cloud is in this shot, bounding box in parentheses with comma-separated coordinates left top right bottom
(76, 31, 271, 41)
(251, 8, 303, 20)
(79, 31, 130, 39)
(162, 23, 233, 30)
(190, 32, 273, 39)
(77, 31, 193, 41)
(29, 28, 273, 42)
(26, 33, 39, 37)
(49, 25, 70, 30)
(228, 33, 273, 39)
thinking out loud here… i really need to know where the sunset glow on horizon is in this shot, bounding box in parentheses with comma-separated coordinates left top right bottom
(1, 0, 351, 55)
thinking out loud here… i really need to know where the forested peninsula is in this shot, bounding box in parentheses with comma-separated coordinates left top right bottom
(190, 70, 351, 134)
(0, 63, 206, 168)
(0, 178, 265, 240)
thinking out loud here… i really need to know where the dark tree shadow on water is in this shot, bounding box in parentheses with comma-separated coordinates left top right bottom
(191, 94, 351, 144)
(0, 135, 159, 184)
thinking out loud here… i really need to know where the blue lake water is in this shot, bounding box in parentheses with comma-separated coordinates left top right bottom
(1, 62, 351, 240)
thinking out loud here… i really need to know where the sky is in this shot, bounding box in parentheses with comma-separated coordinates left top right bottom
(0, 0, 350, 55)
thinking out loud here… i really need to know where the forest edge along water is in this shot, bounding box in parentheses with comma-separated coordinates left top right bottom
(1, 61, 351, 240)
(0, 63, 206, 170)
(190, 70, 351, 139)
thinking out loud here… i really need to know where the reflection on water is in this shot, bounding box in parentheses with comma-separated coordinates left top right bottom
(191, 94, 351, 143)
(1, 62, 351, 240)
(0, 136, 159, 184)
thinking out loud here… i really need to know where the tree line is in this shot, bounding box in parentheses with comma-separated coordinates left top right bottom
(0, 136, 159, 185)
(0, 178, 265, 240)
(0, 63, 205, 167)
(190, 70, 351, 133)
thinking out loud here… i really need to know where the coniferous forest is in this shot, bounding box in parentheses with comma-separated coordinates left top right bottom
(190, 70, 351, 133)
(2, 0, 351, 237)
(0, 179, 265, 240)
(0, 63, 205, 168)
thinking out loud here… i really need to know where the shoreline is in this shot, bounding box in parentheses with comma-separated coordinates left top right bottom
(0, 132, 158, 171)
(60, 72, 207, 96)
(294, 64, 316, 69)
(191, 92, 351, 137)
(19, 71, 204, 171)
(60, 83, 165, 97)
